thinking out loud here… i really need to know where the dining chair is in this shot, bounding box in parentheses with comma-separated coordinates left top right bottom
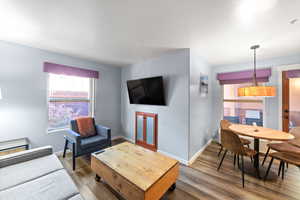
(218, 120, 251, 157)
(264, 152, 300, 181)
(217, 129, 257, 187)
(262, 127, 300, 166)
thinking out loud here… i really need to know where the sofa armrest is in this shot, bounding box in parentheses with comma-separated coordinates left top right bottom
(95, 125, 111, 141)
(0, 146, 53, 168)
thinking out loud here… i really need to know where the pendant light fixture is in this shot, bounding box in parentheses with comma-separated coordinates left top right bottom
(238, 45, 276, 97)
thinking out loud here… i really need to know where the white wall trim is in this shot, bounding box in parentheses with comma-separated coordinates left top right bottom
(188, 139, 212, 166)
(123, 136, 135, 143)
(55, 149, 70, 156)
(55, 135, 211, 166)
(157, 150, 189, 165)
(111, 135, 125, 141)
(55, 135, 126, 156)
(118, 136, 191, 165)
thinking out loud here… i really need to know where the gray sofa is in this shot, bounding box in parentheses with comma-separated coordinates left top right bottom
(0, 146, 83, 200)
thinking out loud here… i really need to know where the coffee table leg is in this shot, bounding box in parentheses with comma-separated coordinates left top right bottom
(95, 174, 101, 182)
(169, 183, 176, 191)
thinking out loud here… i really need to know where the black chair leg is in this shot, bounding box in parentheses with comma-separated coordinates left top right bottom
(72, 143, 76, 171)
(278, 161, 283, 176)
(241, 155, 245, 188)
(217, 150, 227, 171)
(63, 139, 69, 158)
(282, 161, 285, 180)
(264, 157, 274, 181)
(95, 174, 101, 182)
(234, 154, 236, 167)
(237, 154, 240, 168)
(262, 147, 270, 166)
(218, 146, 223, 157)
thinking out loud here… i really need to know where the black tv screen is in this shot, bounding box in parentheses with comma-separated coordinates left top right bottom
(127, 76, 166, 105)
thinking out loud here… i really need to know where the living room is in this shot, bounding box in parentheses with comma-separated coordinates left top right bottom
(1, 1, 300, 200)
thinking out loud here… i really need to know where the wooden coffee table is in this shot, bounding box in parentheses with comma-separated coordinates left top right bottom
(91, 142, 179, 200)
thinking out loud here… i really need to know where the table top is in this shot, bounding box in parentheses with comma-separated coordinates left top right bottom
(229, 124, 295, 141)
(92, 142, 178, 191)
(0, 138, 29, 151)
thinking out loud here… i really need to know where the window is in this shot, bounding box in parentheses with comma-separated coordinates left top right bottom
(47, 74, 95, 132)
(223, 83, 264, 126)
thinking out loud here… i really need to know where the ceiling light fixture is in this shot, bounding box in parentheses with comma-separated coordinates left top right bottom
(238, 0, 278, 24)
(290, 19, 299, 24)
(238, 45, 276, 97)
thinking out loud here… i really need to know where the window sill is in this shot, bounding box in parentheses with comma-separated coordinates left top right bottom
(47, 128, 70, 134)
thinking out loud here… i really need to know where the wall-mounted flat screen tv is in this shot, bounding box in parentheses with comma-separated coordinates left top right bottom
(127, 76, 166, 105)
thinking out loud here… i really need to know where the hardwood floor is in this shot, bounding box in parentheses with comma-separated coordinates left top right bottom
(58, 140, 300, 200)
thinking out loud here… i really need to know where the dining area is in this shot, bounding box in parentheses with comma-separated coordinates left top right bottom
(217, 120, 300, 188)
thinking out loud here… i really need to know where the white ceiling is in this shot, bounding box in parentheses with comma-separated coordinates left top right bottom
(0, 0, 300, 67)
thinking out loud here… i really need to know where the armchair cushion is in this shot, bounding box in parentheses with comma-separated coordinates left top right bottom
(80, 135, 107, 149)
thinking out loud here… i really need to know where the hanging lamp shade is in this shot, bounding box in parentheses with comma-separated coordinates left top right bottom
(238, 45, 276, 97)
(238, 85, 276, 97)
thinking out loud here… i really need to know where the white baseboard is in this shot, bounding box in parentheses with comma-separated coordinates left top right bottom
(123, 137, 135, 143)
(112, 135, 135, 143)
(111, 135, 124, 141)
(55, 149, 70, 156)
(55, 136, 211, 167)
(157, 150, 189, 165)
(188, 139, 212, 166)
(157, 139, 212, 166)
(54, 135, 126, 156)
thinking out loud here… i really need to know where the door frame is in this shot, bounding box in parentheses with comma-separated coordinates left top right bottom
(277, 64, 300, 131)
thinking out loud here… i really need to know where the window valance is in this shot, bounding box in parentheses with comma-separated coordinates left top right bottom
(217, 68, 271, 85)
(43, 62, 99, 79)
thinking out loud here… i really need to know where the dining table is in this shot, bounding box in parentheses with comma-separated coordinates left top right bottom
(229, 124, 295, 179)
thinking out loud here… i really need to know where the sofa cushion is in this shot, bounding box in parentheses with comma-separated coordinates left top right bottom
(0, 154, 63, 191)
(0, 146, 53, 168)
(0, 169, 79, 200)
(80, 135, 107, 149)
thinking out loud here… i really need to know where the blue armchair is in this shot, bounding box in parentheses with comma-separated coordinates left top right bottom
(63, 118, 111, 170)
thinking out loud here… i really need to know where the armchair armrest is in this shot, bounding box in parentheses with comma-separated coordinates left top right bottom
(65, 129, 82, 143)
(95, 125, 111, 141)
(0, 146, 53, 168)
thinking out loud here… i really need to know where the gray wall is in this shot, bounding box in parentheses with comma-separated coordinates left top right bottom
(121, 49, 190, 161)
(0, 41, 121, 152)
(189, 50, 212, 159)
(211, 54, 300, 138)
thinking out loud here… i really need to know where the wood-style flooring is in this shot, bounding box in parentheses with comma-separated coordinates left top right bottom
(58, 140, 300, 200)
